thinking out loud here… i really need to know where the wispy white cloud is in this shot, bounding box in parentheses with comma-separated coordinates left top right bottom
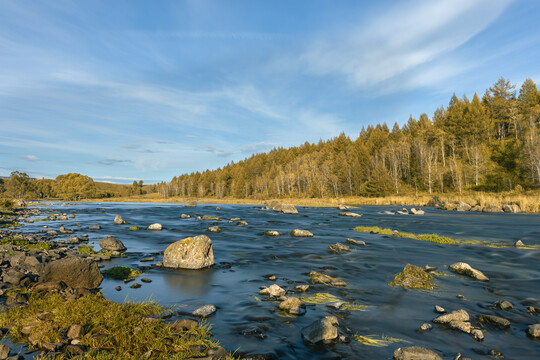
(97, 159, 131, 165)
(298, 0, 512, 92)
(19, 155, 39, 162)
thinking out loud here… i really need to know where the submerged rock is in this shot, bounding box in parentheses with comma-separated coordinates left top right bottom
(180, 214, 191, 219)
(449, 262, 489, 281)
(301, 316, 339, 344)
(113, 215, 127, 225)
(309, 271, 347, 287)
(471, 329, 484, 341)
(98, 236, 126, 252)
(389, 264, 436, 290)
(393, 346, 442, 360)
(328, 243, 350, 252)
(346, 238, 365, 246)
(163, 235, 214, 269)
(496, 300, 513, 310)
(290, 229, 313, 237)
(419, 323, 433, 332)
(479, 315, 510, 329)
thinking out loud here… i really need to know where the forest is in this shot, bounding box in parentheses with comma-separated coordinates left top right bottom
(1, 77, 539, 201)
(162, 77, 540, 199)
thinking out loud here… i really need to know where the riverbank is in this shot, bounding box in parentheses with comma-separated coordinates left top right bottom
(0, 207, 234, 360)
(77, 189, 540, 213)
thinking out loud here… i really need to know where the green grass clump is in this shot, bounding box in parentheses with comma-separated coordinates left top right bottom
(0, 220, 22, 228)
(355, 226, 472, 245)
(103, 266, 142, 280)
(0, 291, 231, 360)
(0, 238, 52, 250)
(129, 226, 141, 230)
(76, 245, 96, 255)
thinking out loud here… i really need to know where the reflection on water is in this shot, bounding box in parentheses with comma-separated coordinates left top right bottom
(24, 202, 540, 359)
(162, 267, 214, 298)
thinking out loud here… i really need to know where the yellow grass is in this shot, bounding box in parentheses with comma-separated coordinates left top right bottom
(77, 189, 540, 212)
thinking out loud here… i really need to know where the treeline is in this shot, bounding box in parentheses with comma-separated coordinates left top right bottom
(0, 172, 147, 200)
(162, 77, 540, 199)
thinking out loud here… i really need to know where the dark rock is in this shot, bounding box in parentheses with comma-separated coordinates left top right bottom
(6, 293, 28, 306)
(393, 346, 442, 360)
(115, 286, 122, 291)
(479, 315, 510, 329)
(98, 236, 126, 252)
(141, 278, 152, 283)
(301, 316, 339, 344)
(130, 283, 141, 289)
(328, 243, 350, 252)
(38, 256, 103, 289)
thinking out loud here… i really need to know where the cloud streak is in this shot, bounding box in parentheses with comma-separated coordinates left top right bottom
(299, 0, 512, 92)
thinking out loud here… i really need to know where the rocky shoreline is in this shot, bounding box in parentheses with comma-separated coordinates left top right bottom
(0, 207, 231, 360)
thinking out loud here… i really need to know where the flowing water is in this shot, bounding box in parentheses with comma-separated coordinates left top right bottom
(24, 203, 540, 359)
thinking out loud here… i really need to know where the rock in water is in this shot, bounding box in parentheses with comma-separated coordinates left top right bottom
(279, 204, 298, 214)
(207, 226, 222, 233)
(389, 264, 437, 290)
(514, 240, 525, 247)
(290, 229, 313, 237)
(192, 304, 217, 317)
(449, 262, 489, 281)
(301, 316, 339, 344)
(38, 256, 103, 289)
(264, 230, 280, 236)
(259, 284, 286, 297)
(180, 214, 191, 219)
(328, 243, 350, 252)
(479, 315, 510, 329)
(0, 344, 11, 359)
(279, 297, 305, 314)
(202, 215, 222, 221)
(433, 309, 470, 323)
(528, 324, 540, 338)
(113, 215, 127, 225)
(482, 205, 503, 213)
(338, 212, 362, 217)
(309, 271, 347, 287)
(393, 346, 442, 360)
(163, 235, 214, 269)
(183, 201, 197, 207)
(147, 223, 162, 231)
(346, 238, 365, 246)
(455, 202, 472, 212)
(337, 204, 349, 210)
(98, 236, 126, 252)
(409, 208, 425, 215)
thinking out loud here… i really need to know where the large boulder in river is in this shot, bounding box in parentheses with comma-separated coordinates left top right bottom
(163, 235, 214, 269)
(38, 257, 103, 289)
(98, 236, 126, 251)
(113, 215, 127, 225)
(338, 212, 362, 217)
(266, 201, 298, 214)
(393, 346, 442, 360)
(147, 223, 162, 231)
(301, 316, 339, 344)
(449, 262, 489, 281)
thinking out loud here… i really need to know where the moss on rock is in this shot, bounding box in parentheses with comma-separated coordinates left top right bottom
(389, 264, 437, 290)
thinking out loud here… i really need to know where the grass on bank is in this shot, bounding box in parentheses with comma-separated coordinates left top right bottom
(0, 291, 233, 360)
(0, 238, 53, 250)
(353, 226, 540, 248)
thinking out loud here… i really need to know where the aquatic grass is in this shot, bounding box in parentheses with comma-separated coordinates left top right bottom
(341, 303, 370, 311)
(352, 226, 532, 247)
(353, 334, 410, 347)
(300, 293, 341, 304)
(103, 266, 142, 280)
(1, 291, 233, 360)
(0, 238, 53, 250)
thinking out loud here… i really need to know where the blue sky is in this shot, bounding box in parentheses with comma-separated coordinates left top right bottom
(1, 0, 539, 184)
